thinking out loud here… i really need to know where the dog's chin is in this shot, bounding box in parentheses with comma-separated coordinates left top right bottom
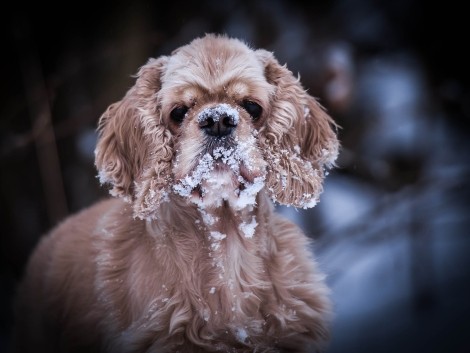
(172, 135, 267, 210)
(186, 162, 264, 210)
(172, 157, 265, 211)
(190, 168, 239, 207)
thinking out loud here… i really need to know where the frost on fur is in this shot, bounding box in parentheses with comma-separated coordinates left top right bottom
(197, 104, 240, 124)
(173, 133, 267, 211)
(239, 216, 258, 238)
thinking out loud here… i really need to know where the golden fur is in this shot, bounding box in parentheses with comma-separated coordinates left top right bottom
(13, 34, 339, 352)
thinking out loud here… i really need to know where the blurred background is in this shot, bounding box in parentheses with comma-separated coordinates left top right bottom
(1, 0, 469, 352)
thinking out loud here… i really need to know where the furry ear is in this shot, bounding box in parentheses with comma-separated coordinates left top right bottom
(256, 50, 339, 208)
(95, 57, 174, 219)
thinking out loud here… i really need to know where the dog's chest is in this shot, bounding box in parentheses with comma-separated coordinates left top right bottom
(115, 277, 271, 351)
(113, 234, 274, 350)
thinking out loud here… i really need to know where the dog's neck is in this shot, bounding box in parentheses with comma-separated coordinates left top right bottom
(148, 189, 272, 275)
(143, 190, 274, 325)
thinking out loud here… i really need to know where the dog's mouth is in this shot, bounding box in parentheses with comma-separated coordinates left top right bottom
(172, 139, 266, 209)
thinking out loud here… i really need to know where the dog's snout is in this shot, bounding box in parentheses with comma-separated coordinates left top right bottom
(199, 114, 238, 137)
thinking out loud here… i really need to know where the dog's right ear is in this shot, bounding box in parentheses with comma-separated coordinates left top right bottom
(255, 49, 339, 208)
(95, 57, 174, 218)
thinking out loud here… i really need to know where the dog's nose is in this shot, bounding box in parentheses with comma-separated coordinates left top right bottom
(199, 114, 238, 137)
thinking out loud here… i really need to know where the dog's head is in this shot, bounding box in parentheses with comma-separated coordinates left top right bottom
(95, 34, 339, 219)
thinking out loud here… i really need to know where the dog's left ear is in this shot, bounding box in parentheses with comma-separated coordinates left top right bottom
(95, 57, 174, 219)
(256, 50, 340, 208)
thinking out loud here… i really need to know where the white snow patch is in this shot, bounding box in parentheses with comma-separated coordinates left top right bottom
(97, 169, 110, 185)
(233, 176, 265, 210)
(321, 146, 339, 168)
(197, 104, 239, 124)
(198, 172, 236, 208)
(239, 216, 258, 238)
(199, 208, 218, 225)
(173, 131, 266, 210)
(209, 231, 226, 251)
(203, 308, 210, 322)
(303, 106, 310, 118)
(299, 193, 319, 209)
(235, 327, 249, 343)
(173, 153, 214, 198)
(209, 231, 226, 241)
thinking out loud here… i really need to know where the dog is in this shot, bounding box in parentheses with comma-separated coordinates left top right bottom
(13, 34, 339, 353)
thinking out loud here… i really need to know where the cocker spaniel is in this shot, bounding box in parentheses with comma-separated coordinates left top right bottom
(13, 34, 339, 353)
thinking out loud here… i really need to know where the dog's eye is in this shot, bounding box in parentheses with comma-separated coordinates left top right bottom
(242, 100, 262, 120)
(170, 106, 189, 123)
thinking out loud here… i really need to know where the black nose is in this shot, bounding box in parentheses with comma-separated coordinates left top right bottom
(199, 114, 238, 137)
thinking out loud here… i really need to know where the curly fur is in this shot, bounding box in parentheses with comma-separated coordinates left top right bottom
(13, 34, 339, 353)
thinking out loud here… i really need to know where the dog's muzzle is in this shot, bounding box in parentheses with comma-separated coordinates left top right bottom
(198, 104, 239, 137)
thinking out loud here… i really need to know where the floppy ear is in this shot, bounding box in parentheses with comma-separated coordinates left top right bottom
(256, 50, 339, 208)
(95, 56, 174, 219)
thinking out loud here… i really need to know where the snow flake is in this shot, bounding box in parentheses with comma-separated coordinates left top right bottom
(209, 231, 226, 251)
(239, 216, 258, 238)
(235, 327, 249, 343)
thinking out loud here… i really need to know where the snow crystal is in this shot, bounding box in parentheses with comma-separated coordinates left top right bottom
(209, 231, 226, 241)
(287, 192, 320, 210)
(197, 104, 239, 124)
(300, 197, 318, 209)
(213, 146, 239, 171)
(321, 146, 339, 168)
(199, 172, 236, 208)
(303, 106, 310, 118)
(235, 327, 249, 343)
(173, 153, 215, 197)
(239, 216, 258, 238)
(209, 231, 226, 251)
(173, 129, 266, 210)
(233, 176, 265, 210)
(233, 134, 258, 171)
(97, 169, 110, 185)
(203, 308, 210, 322)
(199, 208, 218, 225)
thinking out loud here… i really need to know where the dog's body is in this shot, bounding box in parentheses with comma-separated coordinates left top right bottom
(13, 35, 339, 352)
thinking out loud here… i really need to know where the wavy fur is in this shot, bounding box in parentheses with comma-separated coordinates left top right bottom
(14, 34, 339, 353)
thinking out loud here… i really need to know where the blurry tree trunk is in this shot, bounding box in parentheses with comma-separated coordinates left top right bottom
(15, 24, 68, 225)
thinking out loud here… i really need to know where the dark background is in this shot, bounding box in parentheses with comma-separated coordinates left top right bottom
(1, 1, 469, 352)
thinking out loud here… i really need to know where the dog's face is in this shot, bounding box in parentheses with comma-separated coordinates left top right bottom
(95, 35, 339, 219)
(160, 39, 276, 210)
